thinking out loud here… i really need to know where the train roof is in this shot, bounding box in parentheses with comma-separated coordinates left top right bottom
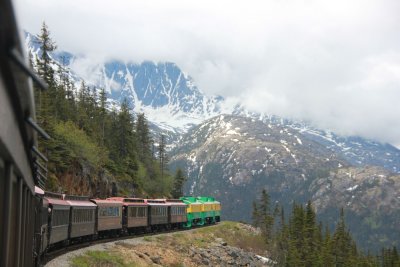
(107, 197, 147, 206)
(65, 199, 97, 207)
(145, 199, 169, 206)
(45, 197, 70, 206)
(91, 199, 123, 206)
(34, 186, 45, 195)
(65, 194, 96, 207)
(165, 199, 186, 206)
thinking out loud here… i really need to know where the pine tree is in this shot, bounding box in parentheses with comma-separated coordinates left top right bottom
(158, 134, 169, 179)
(36, 21, 57, 87)
(321, 226, 334, 267)
(116, 99, 135, 159)
(35, 22, 57, 128)
(252, 201, 261, 227)
(332, 208, 356, 267)
(259, 189, 274, 243)
(136, 113, 152, 164)
(304, 201, 319, 266)
(98, 87, 107, 146)
(171, 168, 186, 198)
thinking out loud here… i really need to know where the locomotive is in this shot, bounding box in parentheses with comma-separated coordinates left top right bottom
(35, 188, 221, 261)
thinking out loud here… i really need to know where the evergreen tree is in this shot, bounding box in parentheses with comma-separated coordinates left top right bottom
(252, 201, 261, 228)
(259, 189, 274, 243)
(136, 113, 152, 164)
(35, 22, 57, 127)
(158, 134, 169, 179)
(36, 21, 57, 87)
(332, 208, 357, 267)
(116, 99, 135, 159)
(304, 201, 319, 266)
(171, 168, 186, 198)
(98, 87, 107, 146)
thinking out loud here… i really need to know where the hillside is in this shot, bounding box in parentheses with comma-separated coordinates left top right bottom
(46, 222, 272, 267)
(169, 114, 400, 250)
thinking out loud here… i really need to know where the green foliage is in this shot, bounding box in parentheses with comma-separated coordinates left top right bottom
(171, 168, 187, 198)
(251, 192, 390, 266)
(252, 189, 274, 243)
(71, 250, 136, 267)
(33, 23, 175, 198)
(53, 121, 107, 168)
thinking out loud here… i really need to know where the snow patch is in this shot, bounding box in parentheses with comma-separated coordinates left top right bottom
(295, 136, 303, 145)
(346, 185, 359, 192)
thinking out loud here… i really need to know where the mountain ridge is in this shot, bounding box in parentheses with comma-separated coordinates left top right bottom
(168, 114, 400, 251)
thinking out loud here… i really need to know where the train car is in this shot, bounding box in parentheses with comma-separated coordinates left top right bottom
(166, 199, 187, 228)
(180, 196, 204, 227)
(45, 192, 70, 246)
(196, 196, 221, 224)
(0, 0, 50, 265)
(146, 199, 169, 229)
(108, 197, 148, 233)
(65, 195, 96, 240)
(91, 199, 123, 236)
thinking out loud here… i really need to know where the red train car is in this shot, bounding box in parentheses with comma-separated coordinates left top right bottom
(65, 195, 96, 240)
(108, 197, 148, 233)
(91, 199, 123, 235)
(146, 199, 169, 229)
(166, 199, 187, 228)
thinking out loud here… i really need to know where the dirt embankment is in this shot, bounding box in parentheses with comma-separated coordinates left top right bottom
(46, 221, 273, 267)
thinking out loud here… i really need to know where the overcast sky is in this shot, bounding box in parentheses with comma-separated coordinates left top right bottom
(14, 0, 400, 147)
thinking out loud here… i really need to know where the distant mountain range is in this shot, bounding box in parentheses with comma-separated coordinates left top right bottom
(26, 31, 400, 250)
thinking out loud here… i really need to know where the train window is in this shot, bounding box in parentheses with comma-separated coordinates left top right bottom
(137, 207, 145, 217)
(99, 206, 120, 217)
(128, 207, 135, 217)
(72, 208, 94, 223)
(52, 209, 69, 226)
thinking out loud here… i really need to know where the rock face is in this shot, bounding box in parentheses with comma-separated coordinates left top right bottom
(169, 114, 400, 251)
(188, 243, 266, 266)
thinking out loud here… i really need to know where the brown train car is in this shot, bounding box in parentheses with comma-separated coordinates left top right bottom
(91, 199, 123, 233)
(45, 192, 70, 245)
(166, 199, 187, 227)
(108, 197, 148, 232)
(146, 199, 169, 227)
(65, 196, 96, 239)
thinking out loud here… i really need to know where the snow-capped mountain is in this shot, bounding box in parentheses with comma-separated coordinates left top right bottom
(25, 32, 224, 132)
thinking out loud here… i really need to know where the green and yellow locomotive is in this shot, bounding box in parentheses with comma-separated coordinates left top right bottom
(180, 196, 221, 228)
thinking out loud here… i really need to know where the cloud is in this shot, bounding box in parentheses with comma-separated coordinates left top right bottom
(14, 0, 400, 147)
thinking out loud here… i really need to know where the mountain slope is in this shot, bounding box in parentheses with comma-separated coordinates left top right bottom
(169, 114, 400, 250)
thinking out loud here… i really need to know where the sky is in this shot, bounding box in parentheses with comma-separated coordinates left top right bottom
(14, 0, 400, 147)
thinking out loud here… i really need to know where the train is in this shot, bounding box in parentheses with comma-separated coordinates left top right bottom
(0, 1, 221, 266)
(35, 188, 221, 260)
